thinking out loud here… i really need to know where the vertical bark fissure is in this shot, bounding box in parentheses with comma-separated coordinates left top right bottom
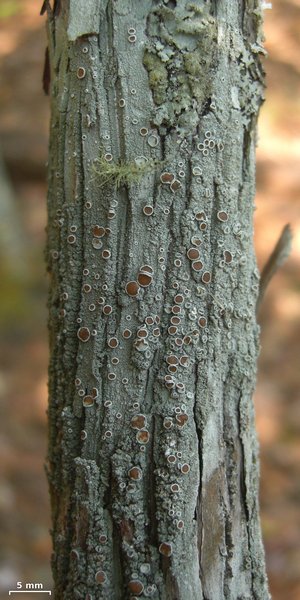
(238, 390, 254, 594)
(110, 468, 125, 600)
(193, 360, 203, 579)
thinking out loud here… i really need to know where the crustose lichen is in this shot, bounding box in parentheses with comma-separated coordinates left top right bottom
(93, 154, 164, 189)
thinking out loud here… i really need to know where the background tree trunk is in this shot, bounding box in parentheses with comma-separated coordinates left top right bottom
(46, 1, 270, 598)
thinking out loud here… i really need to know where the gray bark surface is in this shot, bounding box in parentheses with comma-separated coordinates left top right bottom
(46, 1, 270, 598)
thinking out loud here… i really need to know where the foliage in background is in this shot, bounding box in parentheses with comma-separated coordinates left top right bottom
(0, 1, 21, 20)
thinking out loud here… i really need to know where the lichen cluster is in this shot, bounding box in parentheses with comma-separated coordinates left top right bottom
(143, 2, 217, 133)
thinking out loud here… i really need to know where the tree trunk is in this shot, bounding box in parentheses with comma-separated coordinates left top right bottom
(45, 1, 270, 598)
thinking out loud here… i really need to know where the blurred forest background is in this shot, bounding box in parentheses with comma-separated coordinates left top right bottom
(0, 1, 299, 599)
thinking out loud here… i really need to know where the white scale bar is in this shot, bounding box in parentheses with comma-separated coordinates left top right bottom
(8, 592, 51, 595)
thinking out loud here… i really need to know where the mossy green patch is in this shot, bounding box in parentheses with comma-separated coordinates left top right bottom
(142, 4, 217, 133)
(93, 154, 163, 189)
(143, 51, 168, 105)
(184, 52, 202, 77)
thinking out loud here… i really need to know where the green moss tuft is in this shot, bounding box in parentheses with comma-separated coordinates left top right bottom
(93, 155, 163, 189)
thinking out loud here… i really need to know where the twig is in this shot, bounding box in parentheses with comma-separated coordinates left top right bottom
(257, 224, 292, 311)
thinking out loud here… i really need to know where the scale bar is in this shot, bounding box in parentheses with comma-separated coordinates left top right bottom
(8, 592, 51, 595)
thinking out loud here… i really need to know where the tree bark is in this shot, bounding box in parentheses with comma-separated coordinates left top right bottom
(45, 1, 270, 598)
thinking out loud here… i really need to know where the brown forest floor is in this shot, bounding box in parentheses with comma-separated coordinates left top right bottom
(0, 1, 299, 599)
